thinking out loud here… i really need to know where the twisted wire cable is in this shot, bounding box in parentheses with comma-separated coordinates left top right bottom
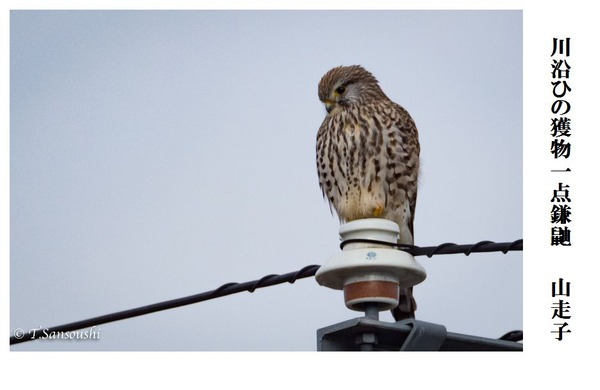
(10, 240, 522, 345)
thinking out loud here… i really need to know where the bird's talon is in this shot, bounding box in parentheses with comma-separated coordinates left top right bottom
(373, 205, 384, 217)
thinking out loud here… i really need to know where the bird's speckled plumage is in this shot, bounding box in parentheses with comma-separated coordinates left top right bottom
(316, 65, 420, 320)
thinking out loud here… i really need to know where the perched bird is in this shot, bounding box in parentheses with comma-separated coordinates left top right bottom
(316, 65, 420, 321)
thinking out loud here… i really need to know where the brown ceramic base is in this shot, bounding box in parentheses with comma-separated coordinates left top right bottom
(343, 280, 399, 311)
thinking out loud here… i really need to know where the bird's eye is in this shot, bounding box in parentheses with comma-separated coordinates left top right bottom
(335, 86, 346, 94)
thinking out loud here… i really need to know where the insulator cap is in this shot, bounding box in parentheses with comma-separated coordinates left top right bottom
(315, 219, 426, 312)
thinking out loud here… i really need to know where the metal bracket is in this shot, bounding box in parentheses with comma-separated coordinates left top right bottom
(399, 319, 447, 351)
(317, 317, 522, 351)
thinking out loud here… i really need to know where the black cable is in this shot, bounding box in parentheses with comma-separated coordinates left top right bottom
(340, 238, 523, 257)
(10, 240, 522, 345)
(499, 330, 523, 342)
(412, 239, 523, 257)
(10, 265, 320, 345)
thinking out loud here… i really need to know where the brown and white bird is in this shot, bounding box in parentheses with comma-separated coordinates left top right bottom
(316, 65, 420, 321)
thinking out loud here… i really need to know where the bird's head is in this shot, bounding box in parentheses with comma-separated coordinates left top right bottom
(318, 65, 386, 113)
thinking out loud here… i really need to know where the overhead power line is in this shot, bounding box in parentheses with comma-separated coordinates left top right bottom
(10, 239, 522, 345)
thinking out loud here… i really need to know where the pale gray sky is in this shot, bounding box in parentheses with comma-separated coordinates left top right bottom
(10, 10, 522, 351)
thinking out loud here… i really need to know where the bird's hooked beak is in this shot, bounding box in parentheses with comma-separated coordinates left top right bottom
(324, 100, 333, 113)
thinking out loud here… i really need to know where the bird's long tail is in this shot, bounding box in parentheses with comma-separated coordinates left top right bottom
(391, 287, 416, 321)
(391, 228, 417, 321)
